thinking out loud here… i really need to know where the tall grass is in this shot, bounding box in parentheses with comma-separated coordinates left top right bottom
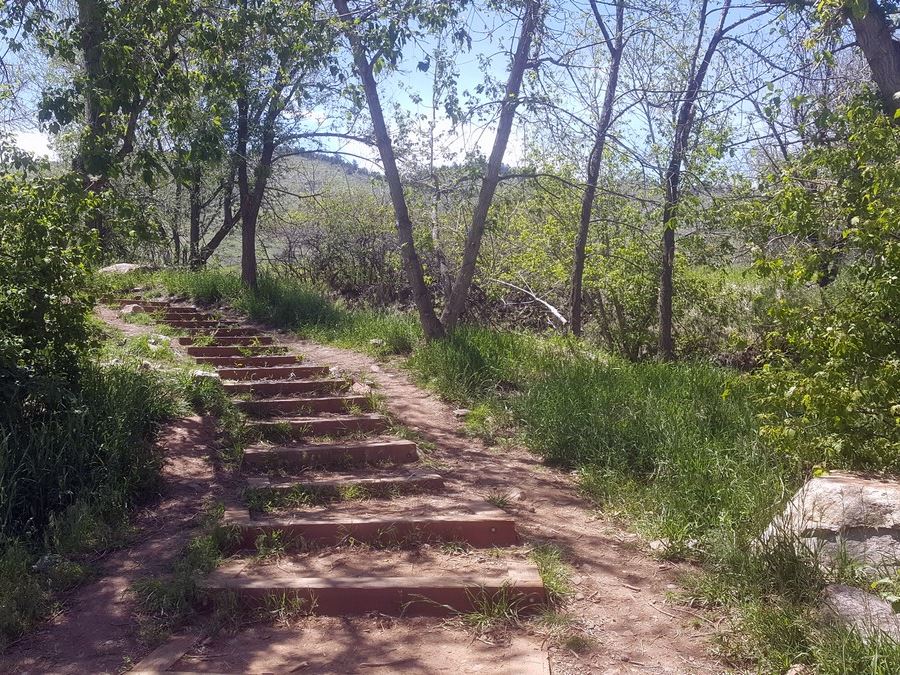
(0, 364, 179, 539)
(130, 268, 898, 669)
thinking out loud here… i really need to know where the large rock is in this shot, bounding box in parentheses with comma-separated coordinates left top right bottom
(763, 471, 900, 573)
(823, 584, 900, 642)
(99, 262, 150, 274)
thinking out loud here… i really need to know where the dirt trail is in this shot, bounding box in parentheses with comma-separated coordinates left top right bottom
(0, 306, 722, 674)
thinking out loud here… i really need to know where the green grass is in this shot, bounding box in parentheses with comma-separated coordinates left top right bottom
(112, 267, 899, 670)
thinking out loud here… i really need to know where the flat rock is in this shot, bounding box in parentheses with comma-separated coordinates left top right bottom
(763, 472, 900, 572)
(99, 262, 149, 274)
(823, 584, 900, 642)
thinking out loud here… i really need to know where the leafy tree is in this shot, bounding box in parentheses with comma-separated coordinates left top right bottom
(754, 94, 900, 469)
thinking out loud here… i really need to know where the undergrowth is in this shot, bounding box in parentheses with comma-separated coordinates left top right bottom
(118, 267, 899, 670)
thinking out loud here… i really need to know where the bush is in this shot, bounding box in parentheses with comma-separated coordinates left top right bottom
(0, 363, 178, 538)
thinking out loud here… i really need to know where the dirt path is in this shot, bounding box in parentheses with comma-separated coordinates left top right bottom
(273, 331, 722, 675)
(0, 306, 723, 674)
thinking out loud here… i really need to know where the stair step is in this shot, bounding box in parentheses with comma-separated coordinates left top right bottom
(237, 395, 371, 416)
(186, 345, 287, 357)
(186, 326, 262, 337)
(224, 499, 519, 548)
(165, 319, 242, 328)
(178, 335, 273, 346)
(242, 439, 419, 470)
(199, 560, 544, 616)
(223, 378, 346, 397)
(116, 299, 170, 307)
(246, 471, 445, 498)
(249, 414, 387, 439)
(218, 365, 328, 381)
(197, 355, 303, 367)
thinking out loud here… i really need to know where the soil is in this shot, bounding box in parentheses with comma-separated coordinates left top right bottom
(0, 306, 725, 674)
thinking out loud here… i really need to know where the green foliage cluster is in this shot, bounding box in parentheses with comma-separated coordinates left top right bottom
(754, 95, 900, 471)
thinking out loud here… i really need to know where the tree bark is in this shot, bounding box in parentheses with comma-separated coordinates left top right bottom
(569, 0, 624, 337)
(333, 0, 445, 339)
(658, 0, 730, 360)
(188, 165, 201, 268)
(236, 88, 258, 289)
(75, 0, 112, 245)
(441, 0, 541, 329)
(847, 1, 900, 118)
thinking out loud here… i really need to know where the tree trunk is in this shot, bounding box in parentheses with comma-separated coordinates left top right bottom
(75, 0, 111, 246)
(569, 0, 624, 336)
(236, 91, 257, 290)
(657, 0, 730, 361)
(441, 0, 541, 329)
(188, 165, 202, 268)
(333, 0, 445, 339)
(848, 1, 900, 118)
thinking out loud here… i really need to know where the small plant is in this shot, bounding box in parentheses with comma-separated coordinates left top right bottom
(531, 544, 571, 604)
(484, 490, 512, 510)
(460, 583, 526, 634)
(254, 531, 286, 560)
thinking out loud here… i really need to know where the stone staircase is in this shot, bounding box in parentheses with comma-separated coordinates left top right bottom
(116, 298, 546, 621)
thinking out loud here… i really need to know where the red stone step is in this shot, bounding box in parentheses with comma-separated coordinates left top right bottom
(223, 378, 346, 397)
(165, 319, 243, 329)
(116, 299, 170, 307)
(218, 365, 327, 381)
(185, 326, 262, 337)
(197, 355, 303, 367)
(246, 471, 445, 497)
(178, 335, 274, 346)
(237, 395, 371, 417)
(186, 345, 288, 357)
(224, 500, 519, 548)
(249, 414, 387, 439)
(242, 439, 419, 470)
(199, 561, 544, 616)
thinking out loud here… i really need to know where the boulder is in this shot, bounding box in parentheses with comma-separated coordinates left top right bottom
(98, 262, 150, 274)
(823, 584, 900, 642)
(119, 303, 143, 315)
(763, 472, 900, 573)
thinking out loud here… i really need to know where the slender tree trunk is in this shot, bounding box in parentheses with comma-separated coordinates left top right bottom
(333, 0, 445, 339)
(188, 165, 202, 268)
(75, 0, 112, 246)
(847, 0, 900, 118)
(658, 0, 730, 360)
(236, 91, 257, 289)
(441, 0, 541, 329)
(570, 0, 624, 336)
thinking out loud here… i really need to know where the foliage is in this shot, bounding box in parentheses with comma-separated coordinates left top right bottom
(0, 166, 97, 379)
(753, 95, 900, 471)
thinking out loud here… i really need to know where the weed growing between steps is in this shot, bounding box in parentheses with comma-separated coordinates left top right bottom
(132, 503, 238, 643)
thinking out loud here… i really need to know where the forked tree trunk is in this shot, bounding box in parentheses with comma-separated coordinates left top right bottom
(569, 0, 624, 337)
(333, 0, 445, 339)
(441, 0, 541, 329)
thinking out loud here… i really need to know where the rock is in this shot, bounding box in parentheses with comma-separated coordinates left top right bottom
(453, 408, 471, 420)
(191, 369, 220, 380)
(32, 554, 65, 573)
(823, 584, 900, 642)
(119, 303, 143, 315)
(786, 665, 813, 675)
(649, 539, 669, 553)
(762, 471, 900, 573)
(98, 262, 149, 274)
